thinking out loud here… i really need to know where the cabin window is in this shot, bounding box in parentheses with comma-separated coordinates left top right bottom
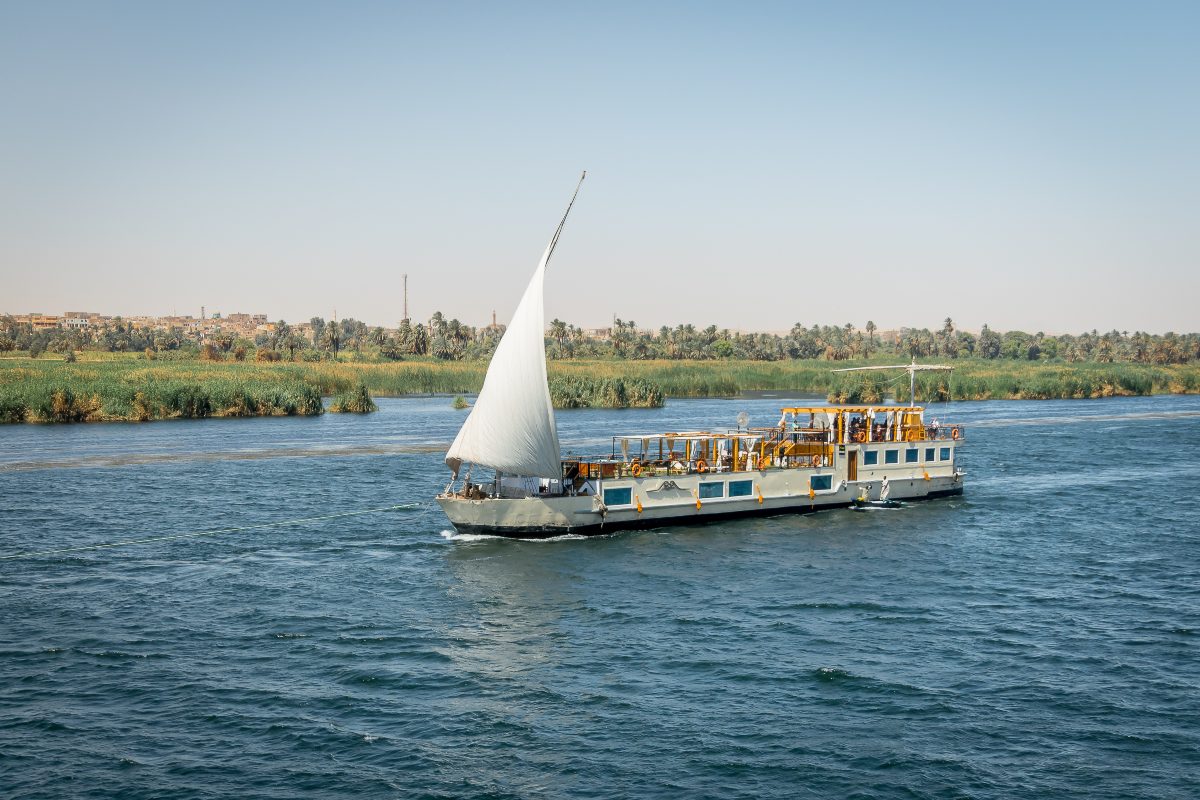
(925, 448, 936, 462)
(940, 447, 951, 461)
(699, 481, 724, 499)
(810, 474, 833, 491)
(728, 479, 753, 497)
(863, 450, 878, 466)
(603, 487, 632, 506)
(905, 449, 918, 463)
(885, 450, 899, 464)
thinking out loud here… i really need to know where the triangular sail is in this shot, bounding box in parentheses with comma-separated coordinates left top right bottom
(445, 240, 561, 478)
(446, 173, 583, 480)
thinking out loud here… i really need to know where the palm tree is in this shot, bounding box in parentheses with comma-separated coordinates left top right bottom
(411, 324, 428, 355)
(285, 331, 304, 360)
(322, 322, 341, 356)
(549, 319, 568, 358)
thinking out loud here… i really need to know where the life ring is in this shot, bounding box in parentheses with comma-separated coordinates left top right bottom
(853, 431, 866, 443)
(630, 462, 642, 477)
(951, 428, 960, 440)
(811, 454, 821, 468)
(696, 459, 708, 473)
(757, 457, 768, 470)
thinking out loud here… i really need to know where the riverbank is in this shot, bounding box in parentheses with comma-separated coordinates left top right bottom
(2, 355, 1197, 423)
(0, 358, 666, 423)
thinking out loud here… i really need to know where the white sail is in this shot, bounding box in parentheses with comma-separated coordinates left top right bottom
(445, 239, 561, 478)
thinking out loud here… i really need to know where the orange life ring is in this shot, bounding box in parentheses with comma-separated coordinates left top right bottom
(951, 428, 960, 440)
(811, 454, 821, 468)
(757, 457, 768, 470)
(853, 431, 866, 443)
(696, 459, 708, 473)
(630, 462, 642, 477)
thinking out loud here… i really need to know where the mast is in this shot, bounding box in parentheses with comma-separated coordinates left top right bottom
(831, 357, 954, 406)
(546, 171, 586, 271)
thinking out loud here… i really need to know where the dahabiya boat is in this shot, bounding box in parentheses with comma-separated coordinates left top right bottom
(438, 173, 965, 538)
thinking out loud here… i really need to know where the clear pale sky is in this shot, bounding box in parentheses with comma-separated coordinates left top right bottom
(2, 1, 1197, 334)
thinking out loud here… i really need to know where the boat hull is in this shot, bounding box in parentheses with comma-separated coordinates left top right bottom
(439, 469, 964, 539)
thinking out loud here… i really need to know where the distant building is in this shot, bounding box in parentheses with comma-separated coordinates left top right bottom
(31, 314, 60, 330)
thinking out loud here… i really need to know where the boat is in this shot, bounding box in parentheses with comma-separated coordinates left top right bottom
(437, 175, 966, 538)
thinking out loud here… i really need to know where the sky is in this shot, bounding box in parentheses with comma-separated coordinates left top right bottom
(1, 1, 1197, 334)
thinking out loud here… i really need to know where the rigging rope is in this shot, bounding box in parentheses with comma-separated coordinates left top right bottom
(0, 503, 417, 562)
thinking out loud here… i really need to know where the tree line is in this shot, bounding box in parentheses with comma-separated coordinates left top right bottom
(543, 318, 1199, 365)
(2, 314, 1197, 366)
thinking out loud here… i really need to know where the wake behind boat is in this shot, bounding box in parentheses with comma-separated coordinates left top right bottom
(437, 175, 966, 538)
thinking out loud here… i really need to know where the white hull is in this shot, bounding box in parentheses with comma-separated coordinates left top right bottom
(439, 444, 965, 538)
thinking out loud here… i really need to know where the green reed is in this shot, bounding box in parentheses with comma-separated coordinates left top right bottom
(2, 356, 1197, 423)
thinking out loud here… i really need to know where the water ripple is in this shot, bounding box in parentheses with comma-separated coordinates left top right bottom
(2, 395, 1200, 799)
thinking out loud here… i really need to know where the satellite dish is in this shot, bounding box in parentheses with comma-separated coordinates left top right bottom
(736, 411, 750, 429)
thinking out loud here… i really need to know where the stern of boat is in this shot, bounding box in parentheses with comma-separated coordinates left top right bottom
(437, 493, 597, 536)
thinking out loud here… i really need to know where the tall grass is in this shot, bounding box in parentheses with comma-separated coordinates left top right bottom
(0, 360, 322, 423)
(329, 383, 378, 414)
(548, 376, 664, 408)
(2, 356, 1198, 424)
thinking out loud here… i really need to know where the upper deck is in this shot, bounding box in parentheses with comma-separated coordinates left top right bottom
(564, 405, 964, 481)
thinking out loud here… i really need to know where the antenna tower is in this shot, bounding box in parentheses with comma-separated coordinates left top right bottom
(403, 274, 408, 321)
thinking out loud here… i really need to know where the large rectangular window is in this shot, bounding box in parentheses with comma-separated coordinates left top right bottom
(885, 450, 899, 464)
(940, 447, 951, 461)
(728, 479, 753, 497)
(810, 474, 833, 491)
(925, 447, 936, 462)
(905, 449, 919, 463)
(699, 481, 724, 499)
(863, 450, 878, 466)
(603, 487, 632, 506)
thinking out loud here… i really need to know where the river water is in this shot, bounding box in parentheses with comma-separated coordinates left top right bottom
(2, 395, 1198, 799)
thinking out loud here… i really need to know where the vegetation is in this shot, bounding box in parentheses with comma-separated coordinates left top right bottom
(452, 396, 470, 409)
(3, 354, 1197, 425)
(548, 376, 664, 408)
(5, 313, 1199, 368)
(329, 383, 378, 414)
(0, 360, 323, 423)
(3, 311, 1199, 424)
(825, 361, 1199, 403)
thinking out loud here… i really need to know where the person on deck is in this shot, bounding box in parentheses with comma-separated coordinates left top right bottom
(881, 475, 891, 502)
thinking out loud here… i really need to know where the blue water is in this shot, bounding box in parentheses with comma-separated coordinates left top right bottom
(2, 395, 1199, 799)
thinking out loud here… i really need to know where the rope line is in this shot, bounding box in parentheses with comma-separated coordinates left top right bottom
(0, 504, 417, 562)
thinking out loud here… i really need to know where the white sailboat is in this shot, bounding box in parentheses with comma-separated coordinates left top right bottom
(438, 175, 966, 538)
